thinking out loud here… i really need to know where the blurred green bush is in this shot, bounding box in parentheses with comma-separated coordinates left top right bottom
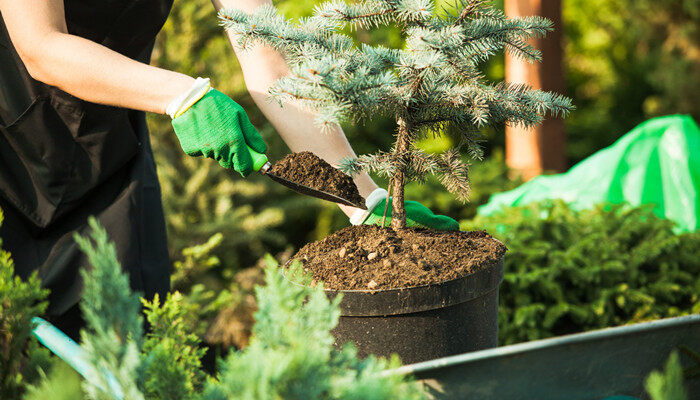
(464, 201, 700, 345)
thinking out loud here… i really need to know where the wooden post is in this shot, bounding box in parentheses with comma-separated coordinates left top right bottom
(505, 0, 567, 180)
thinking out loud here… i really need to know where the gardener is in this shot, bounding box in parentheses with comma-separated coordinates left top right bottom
(0, 0, 458, 339)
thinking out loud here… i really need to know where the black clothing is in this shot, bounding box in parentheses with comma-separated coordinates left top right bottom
(0, 0, 174, 326)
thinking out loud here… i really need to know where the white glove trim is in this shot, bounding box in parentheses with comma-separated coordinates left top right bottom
(166, 77, 212, 119)
(350, 188, 388, 225)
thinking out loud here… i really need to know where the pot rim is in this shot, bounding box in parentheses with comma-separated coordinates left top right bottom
(283, 254, 504, 316)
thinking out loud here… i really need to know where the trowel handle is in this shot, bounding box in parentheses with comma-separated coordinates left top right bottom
(31, 317, 124, 400)
(247, 146, 269, 172)
(31, 317, 92, 379)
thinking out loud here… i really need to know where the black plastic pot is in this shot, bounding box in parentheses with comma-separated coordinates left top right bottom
(326, 256, 504, 364)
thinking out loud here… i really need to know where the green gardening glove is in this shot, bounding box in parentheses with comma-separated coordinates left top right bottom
(171, 88, 267, 177)
(350, 188, 460, 231)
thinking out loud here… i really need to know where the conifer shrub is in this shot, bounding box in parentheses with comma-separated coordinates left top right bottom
(31, 219, 427, 399)
(464, 201, 700, 345)
(201, 257, 425, 400)
(0, 209, 50, 399)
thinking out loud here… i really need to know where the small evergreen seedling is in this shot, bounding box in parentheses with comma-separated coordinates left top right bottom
(220, 0, 573, 228)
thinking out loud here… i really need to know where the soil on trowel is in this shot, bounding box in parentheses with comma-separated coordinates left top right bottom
(291, 225, 507, 291)
(268, 151, 365, 207)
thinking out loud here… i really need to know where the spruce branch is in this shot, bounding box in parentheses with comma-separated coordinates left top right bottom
(269, 58, 396, 128)
(219, 5, 354, 62)
(407, 149, 440, 182)
(404, 150, 470, 201)
(314, 0, 433, 29)
(338, 151, 402, 178)
(314, 0, 397, 29)
(436, 150, 471, 201)
(455, 0, 488, 24)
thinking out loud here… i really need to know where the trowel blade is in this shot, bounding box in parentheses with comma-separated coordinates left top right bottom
(262, 170, 367, 210)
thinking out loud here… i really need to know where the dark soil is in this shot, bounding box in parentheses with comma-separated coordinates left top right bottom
(268, 151, 365, 207)
(292, 225, 507, 291)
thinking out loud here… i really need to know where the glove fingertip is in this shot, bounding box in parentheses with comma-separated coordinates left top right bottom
(242, 123, 268, 154)
(246, 138, 267, 154)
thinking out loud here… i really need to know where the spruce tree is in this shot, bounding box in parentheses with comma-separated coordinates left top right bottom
(219, 0, 573, 229)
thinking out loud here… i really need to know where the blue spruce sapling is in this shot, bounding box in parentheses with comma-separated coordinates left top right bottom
(219, 0, 573, 229)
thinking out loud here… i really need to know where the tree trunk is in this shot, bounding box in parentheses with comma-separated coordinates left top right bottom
(390, 118, 410, 230)
(505, 0, 567, 180)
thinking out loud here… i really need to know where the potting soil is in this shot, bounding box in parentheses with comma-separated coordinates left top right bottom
(268, 151, 365, 207)
(292, 225, 507, 290)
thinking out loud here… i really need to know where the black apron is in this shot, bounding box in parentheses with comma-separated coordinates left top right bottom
(0, 0, 173, 328)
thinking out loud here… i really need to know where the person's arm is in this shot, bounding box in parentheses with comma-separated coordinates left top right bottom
(211, 0, 380, 217)
(1, 0, 269, 177)
(0, 0, 193, 114)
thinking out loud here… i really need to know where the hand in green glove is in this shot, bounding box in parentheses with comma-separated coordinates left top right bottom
(170, 85, 267, 177)
(350, 189, 459, 231)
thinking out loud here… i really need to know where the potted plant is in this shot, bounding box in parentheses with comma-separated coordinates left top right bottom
(220, 0, 572, 364)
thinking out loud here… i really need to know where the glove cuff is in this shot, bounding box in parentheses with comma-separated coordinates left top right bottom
(350, 188, 387, 225)
(167, 77, 212, 119)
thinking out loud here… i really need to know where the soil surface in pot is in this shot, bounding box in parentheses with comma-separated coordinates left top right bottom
(292, 225, 507, 291)
(268, 151, 365, 207)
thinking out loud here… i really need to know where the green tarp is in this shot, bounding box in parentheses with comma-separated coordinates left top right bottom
(478, 115, 700, 232)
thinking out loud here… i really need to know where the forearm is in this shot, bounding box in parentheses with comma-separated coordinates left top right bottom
(212, 0, 379, 215)
(1, 0, 193, 114)
(26, 33, 193, 113)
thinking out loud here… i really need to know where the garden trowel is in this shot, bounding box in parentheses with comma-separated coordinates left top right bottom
(246, 147, 367, 209)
